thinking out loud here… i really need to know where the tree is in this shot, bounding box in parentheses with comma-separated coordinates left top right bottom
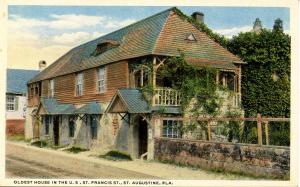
(273, 18, 284, 32)
(227, 27, 290, 145)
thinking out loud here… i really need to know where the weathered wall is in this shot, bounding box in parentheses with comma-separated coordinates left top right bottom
(6, 95, 27, 120)
(24, 107, 36, 140)
(6, 119, 25, 135)
(154, 138, 290, 179)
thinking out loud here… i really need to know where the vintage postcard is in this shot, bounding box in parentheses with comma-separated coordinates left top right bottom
(0, 0, 298, 186)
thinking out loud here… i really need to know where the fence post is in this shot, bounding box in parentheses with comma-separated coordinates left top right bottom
(264, 121, 269, 145)
(257, 113, 263, 145)
(207, 120, 212, 141)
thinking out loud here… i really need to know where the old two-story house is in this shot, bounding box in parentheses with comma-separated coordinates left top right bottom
(26, 7, 245, 159)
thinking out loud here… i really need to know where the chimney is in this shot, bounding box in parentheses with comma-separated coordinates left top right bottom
(39, 60, 47, 71)
(191, 11, 204, 24)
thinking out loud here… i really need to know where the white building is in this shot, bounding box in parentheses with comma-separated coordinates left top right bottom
(6, 69, 39, 135)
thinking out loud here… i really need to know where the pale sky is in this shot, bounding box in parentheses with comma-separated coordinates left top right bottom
(7, 6, 290, 70)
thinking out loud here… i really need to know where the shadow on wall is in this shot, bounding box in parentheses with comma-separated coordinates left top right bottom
(114, 117, 130, 152)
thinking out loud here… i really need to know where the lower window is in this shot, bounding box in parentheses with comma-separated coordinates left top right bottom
(162, 120, 182, 138)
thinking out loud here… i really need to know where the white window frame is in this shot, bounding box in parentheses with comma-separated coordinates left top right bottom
(162, 120, 182, 138)
(49, 79, 55, 97)
(76, 73, 83, 96)
(6, 95, 15, 111)
(98, 67, 106, 93)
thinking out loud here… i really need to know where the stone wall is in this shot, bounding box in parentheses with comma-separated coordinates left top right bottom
(154, 138, 290, 179)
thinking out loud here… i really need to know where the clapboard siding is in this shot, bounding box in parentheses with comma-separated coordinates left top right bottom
(51, 60, 129, 104)
(41, 80, 49, 97)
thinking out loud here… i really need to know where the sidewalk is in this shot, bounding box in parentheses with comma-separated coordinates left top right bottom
(6, 141, 254, 180)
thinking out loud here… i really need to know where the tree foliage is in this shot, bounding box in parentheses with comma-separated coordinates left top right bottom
(227, 26, 290, 146)
(227, 29, 290, 117)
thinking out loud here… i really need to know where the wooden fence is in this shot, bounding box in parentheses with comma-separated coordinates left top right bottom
(157, 114, 290, 146)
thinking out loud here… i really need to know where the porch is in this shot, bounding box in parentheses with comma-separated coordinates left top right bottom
(129, 56, 242, 108)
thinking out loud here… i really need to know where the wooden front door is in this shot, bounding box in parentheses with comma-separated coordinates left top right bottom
(33, 116, 40, 139)
(138, 117, 148, 157)
(53, 116, 59, 146)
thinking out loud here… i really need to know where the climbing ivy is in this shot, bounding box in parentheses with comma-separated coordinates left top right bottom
(227, 27, 290, 146)
(159, 53, 221, 117)
(227, 29, 290, 117)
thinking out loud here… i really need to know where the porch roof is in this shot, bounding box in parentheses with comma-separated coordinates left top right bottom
(107, 89, 151, 114)
(39, 97, 76, 115)
(106, 89, 182, 114)
(73, 102, 103, 115)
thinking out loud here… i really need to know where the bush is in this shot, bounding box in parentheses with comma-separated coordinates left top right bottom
(99, 150, 132, 161)
(31, 140, 47, 147)
(64, 147, 89, 154)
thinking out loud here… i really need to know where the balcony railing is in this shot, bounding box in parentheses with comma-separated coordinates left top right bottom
(153, 88, 181, 106)
(153, 88, 241, 108)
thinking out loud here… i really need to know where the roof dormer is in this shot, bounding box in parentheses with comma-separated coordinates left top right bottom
(186, 33, 197, 42)
(92, 39, 119, 56)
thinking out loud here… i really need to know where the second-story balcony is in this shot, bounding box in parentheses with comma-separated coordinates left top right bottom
(152, 87, 241, 108)
(153, 87, 181, 106)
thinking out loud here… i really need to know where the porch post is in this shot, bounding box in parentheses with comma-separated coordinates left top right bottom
(152, 57, 157, 105)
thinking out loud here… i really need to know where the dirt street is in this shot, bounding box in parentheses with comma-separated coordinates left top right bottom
(5, 142, 156, 179)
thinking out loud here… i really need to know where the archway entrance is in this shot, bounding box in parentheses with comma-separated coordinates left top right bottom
(138, 116, 148, 158)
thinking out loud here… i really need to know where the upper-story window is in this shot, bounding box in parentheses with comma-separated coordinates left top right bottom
(6, 95, 16, 111)
(134, 68, 149, 88)
(219, 72, 236, 92)
(49, 79, 55, 97)
(98, 67, 106, 93)
(76, 73, 83, 96)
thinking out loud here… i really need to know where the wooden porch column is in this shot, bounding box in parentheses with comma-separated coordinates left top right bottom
(238, 65, 242, 94)
(152, 57, 157, 105)
(216, 71, 219, 85)
(257, 113, 263, 145)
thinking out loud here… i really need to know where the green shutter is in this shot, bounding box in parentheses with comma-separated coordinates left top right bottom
(14, 96, 18, 111)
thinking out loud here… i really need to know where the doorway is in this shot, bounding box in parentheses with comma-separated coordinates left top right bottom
(53, 116, 59, 146)
(138, 117, 148, 157)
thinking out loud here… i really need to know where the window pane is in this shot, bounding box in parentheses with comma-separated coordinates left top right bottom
(98, 67, 105, 93)
(6, 96, 15, 111)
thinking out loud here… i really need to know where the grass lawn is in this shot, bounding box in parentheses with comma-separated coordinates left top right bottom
(6, 134, 27, 142)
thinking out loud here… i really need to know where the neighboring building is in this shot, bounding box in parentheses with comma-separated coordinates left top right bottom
(26, 7, 245, 159)
(6, 69, 39, 135)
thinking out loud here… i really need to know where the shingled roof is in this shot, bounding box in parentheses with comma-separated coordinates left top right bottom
(7, 69, 39, 94)
(29, 7, 244, 83)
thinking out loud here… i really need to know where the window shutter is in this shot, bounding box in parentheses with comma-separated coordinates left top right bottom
(15, 96, 19, 111)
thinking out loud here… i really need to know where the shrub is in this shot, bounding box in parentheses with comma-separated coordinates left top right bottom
(31, 140, 47, 147)
(99, 150, 132, 161)
(64, 147, 89, 154)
